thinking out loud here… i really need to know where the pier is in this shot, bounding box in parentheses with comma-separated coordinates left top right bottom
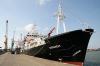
(0, 52, 77, 66)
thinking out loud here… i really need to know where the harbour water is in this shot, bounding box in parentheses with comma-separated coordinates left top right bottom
(84, 51, 100, 66)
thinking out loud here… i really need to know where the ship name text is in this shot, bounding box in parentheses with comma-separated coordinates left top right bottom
(49, 45, 61, 49)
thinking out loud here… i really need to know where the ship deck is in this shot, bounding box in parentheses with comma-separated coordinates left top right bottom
(0, 52, 80, 66)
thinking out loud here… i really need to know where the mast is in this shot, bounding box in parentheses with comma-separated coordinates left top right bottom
(4, 20, 8, 51)
(55, 0, 66, 34)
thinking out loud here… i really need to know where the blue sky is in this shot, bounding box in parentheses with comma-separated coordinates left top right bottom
(0, 0, 100, 49)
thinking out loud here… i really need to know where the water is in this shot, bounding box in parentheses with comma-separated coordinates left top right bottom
(84, 51, 100, 66)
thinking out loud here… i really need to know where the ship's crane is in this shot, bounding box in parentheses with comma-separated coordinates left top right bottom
(48, 27, 55, 38)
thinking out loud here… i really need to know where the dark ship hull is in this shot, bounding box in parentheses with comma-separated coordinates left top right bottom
(25, 29, 94, 63)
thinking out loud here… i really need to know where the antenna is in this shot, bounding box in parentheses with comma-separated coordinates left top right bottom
(55, 0, 66, 34)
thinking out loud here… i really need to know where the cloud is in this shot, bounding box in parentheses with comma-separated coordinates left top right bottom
(38, 0, 51, 5)
(24, 24, 36, 32)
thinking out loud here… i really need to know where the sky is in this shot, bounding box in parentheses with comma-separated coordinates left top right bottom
(0, 0, 100, 49)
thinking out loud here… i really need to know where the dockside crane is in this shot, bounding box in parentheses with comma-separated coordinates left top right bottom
(11, 31, 15, 54)
(4, 20, 8, 51)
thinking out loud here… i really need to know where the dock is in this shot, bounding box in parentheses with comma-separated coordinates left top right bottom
(0, 52, 78, 66)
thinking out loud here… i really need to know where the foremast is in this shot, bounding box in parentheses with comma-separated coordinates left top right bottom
(55, 0, 66, 34)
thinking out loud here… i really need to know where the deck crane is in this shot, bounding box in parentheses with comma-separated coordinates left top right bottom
(48, 27, 55, 38)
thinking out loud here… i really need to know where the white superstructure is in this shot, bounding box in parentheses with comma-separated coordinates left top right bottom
(24, 26, 46, 50)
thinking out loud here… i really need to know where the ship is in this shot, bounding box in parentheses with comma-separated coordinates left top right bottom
(24, 1, 94, 65)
